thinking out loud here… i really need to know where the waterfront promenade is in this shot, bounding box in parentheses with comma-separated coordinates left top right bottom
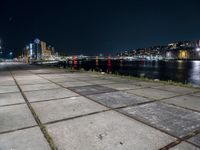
(0, 62, 200, 150)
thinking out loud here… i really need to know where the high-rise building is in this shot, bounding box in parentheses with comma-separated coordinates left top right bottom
(40, 41, 53, 59)
(23, 38, 56, 62)
(40, 41, 47, 52)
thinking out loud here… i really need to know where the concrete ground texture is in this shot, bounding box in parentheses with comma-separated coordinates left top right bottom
(0, 62, 200, 150)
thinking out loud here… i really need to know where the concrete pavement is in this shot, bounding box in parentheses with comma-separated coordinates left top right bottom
(0, 62, 200, 150)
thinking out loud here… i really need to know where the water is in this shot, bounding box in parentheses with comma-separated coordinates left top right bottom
(67, 60, 200, 87)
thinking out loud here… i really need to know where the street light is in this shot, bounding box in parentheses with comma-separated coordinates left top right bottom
(196, 47, 200, 52)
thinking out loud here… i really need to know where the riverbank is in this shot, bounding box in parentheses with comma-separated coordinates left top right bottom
(38, 62, 198, 88)
(1, 62, 200, 149)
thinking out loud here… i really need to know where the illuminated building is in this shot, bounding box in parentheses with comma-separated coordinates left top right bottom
(196, 40, 200, 47)
(166, 51, 173, 59)
(23, 38, 56, 63)
(179, 50, 189, 59)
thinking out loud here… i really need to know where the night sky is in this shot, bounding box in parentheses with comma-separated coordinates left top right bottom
(1, 0, 200, 56)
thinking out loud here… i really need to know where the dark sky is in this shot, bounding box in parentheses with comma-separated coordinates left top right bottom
(1, 0, 200, 56)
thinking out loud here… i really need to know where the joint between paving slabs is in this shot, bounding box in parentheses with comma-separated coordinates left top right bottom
(37, 74, 160, 111)
(0, 125, 38, 135)
(29, 95, 81, 104)
(159, 139, 182, 150)
(161, 101, 200, 114)
(43, 109, 111, 126)
(37, 74, 182, 141)
(0, 102, 26, 108)
(126, 89, 199, 102)
(125, 90, 200, 114)
(37, 74, 113, 110)
(37, 72, 200, 149)
(9, 71, 58, 150)
(161, 138, 200, 150)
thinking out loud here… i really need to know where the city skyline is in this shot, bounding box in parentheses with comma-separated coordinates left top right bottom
(1, 0, 200, 56)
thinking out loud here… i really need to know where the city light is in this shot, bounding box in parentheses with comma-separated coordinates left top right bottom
(30, 43, 33, 56)
(196, 47, 200, 52)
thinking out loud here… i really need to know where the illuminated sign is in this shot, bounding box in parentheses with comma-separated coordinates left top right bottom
(30, 43, 33, 56)
(34, 38, 40, 44)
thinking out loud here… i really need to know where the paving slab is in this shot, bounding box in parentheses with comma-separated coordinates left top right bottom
(40, 73, 88, 79)
(102, 83, 143, 90)
(48, 77, 78, 83)
(0, 71, 10, 76)
(100, 76, 134, 83)
(73, 76, 100, 81)
(24, 88, 78, 102)
(88, 91, 150, 108)
(59, 81, 93, 87)
(153, 85, 199, 94)
(17, 79, 51, 85)
(192, 92, 200, 97)
(188, 134, 200, 147)
(14, 75, 42, 81)
(0, 104, 36, 133)
(87, 79, 116, 85)
(170, 142, 200, 150)
(0, 127, 51, 150)
(12, 71, 34, 76)
(20, 83, 60, 92)
(120, 102, 200, 137)
(39, 74, 69, 79)
(69, 85, 117, 96)
(134, 81, 164, 87)
(127, 88, 179, 100)
(0, 76, 14, 81)
(31, 96, 107, 123)
(163, 95, 200, 111)
(0, 92, 25, 106)
(30, 69, 66, 74)
(67, 73, 94, 77)
(0, 80, 16, 86)
(46, 111, 175, 150)
(0, 85, 19, 94)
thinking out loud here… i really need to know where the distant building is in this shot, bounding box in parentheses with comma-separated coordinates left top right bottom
(40, 41, 47, 52)
(168, 42, 178, 50)
(196, 40, 200, 47)
(23, 38, 56, 63)
(117, 40, 200, 60)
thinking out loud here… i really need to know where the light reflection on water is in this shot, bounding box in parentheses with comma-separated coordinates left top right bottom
(189, 61, 200, 87)
(70, 60, 200, 86)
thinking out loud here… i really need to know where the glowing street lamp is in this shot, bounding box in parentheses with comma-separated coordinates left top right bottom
(196, 47, 200, 52)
